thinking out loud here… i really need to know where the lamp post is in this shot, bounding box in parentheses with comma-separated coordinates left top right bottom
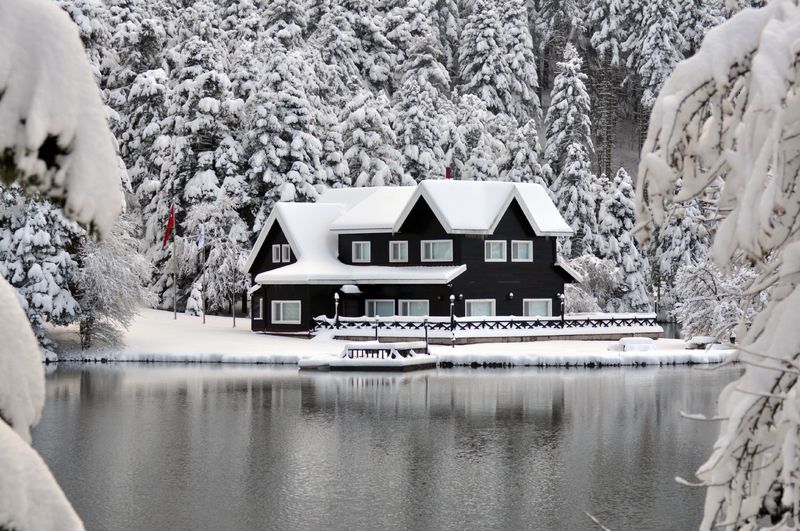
(334, 292, 340, 329)
(557, 292, 565, 328)
(449, 294, 455, 349)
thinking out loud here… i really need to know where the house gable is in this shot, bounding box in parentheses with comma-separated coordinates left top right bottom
(248, 221, 295, 281)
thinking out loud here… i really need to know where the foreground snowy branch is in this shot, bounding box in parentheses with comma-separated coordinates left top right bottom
(0, 0, 124, 528)
(637, 1, 800, 527)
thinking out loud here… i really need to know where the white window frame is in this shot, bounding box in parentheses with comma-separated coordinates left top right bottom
(389, 241, 409, 263)
(484, 240, 507, 262)
(352, 241, 371, 263)
(252, 296, 264, 320)
(523, 298, 552, 317)
(398, 299, 429, 317)
(281, 244, 291, 263)
(511, 240, 534, 262)
(421, 239, 453, 262)
(465, 299, 496, 317)
(366, 299, 395, 317)
(271, 300, 301, 324)
(271, 244, 281, 263)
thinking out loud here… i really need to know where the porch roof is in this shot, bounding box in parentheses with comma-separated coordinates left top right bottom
(255, 263, 467, 285)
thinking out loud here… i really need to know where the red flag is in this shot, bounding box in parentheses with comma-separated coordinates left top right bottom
(162, 204, 175, 249)
(445, 166, 452, 180)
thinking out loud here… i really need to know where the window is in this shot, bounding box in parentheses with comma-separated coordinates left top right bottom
(465, 299, 496, 317)
(271, 300, 301, 324)
(272, 245, 281, 263)
(399, 300, 429, 316)
(484, 240, 507, 262)
(523, 299, 552, 317)
(366, 299, 395, 317)
(352, 241, 371, 263)
(281, 244, 291, 263)
(390, 241, 408, 263)
(252, 297, 264, 320)
(511, 240, 533, 262)
(421, 240, 453, 262)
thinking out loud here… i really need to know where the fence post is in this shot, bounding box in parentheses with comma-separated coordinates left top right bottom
(424, 318, 429, 355)
(374, 317, 379, 341)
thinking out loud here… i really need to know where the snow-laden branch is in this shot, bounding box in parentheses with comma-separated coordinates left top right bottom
(637, 1, 800, 527)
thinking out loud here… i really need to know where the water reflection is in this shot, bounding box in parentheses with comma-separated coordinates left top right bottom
(33, 364, 741, 531)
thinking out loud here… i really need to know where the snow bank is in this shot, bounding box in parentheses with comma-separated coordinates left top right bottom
(51, 308, 734, 368)
(0, 421, 82, 531)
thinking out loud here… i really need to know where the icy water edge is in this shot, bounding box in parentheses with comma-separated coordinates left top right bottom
(33, 363, 741, 530)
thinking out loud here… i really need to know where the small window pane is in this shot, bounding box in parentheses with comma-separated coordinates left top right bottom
(281, 244, 291, 263)
(485, 241, 506, 261)
(353, 242, 371, 263)
(524, 299, 551, 317)
(390, 241, 408, 262)
(272, 245, 281, 262)
(282, 302, 300, 321)
(367, 300, 394, 317)
(512, 241, 532, 261)
(466, 300, 495, 317)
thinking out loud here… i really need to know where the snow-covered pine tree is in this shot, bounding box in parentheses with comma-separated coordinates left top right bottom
(74, 215, 152, 349)
(552, 142, 597, 258)
(424, 0, 460, 75)
(595, 167, 651, 312)
(588, 0, 624, 179)
(340, 90, 408, 187)
(543, 43, 593, 179)
(458, 0, 510, 114)
(498, 0, 541, 122)
(447, 94, 506, 181)
(243, 49, 326, 230)
(262, 0, 308, 50)
(333, 0, 396, 93)
(396, 32, 451, 105)
(146, 36, 245, 308)
(677, 0, 723, 57)
(501, 119, 548, 187)
(0, 187, 83, 346)
(624, 0, 685, 112)
(393, 77, 448, 181)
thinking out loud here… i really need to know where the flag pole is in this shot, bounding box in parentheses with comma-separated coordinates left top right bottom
(173, 203, 178, 321)
(202, 242, 206, 325)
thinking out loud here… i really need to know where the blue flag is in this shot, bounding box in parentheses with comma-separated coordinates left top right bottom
(196, 224, 205, 250)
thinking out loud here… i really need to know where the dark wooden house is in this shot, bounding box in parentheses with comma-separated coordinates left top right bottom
(245, 180, 580, 333)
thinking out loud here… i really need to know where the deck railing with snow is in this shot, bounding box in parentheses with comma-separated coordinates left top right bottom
(313, 314, 659, 333)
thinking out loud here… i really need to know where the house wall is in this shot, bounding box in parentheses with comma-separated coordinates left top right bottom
(251, 284, 339, 333)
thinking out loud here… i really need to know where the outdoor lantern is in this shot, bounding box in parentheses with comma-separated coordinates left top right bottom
(507, 292, 514, 300)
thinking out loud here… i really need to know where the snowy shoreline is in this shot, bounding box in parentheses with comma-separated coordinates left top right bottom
(46, 308, 736, 368)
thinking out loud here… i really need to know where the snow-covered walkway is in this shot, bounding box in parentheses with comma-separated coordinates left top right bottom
(48, 308, 735, 367)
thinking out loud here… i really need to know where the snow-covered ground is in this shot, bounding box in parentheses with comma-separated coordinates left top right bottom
(48, 308, 735, 367)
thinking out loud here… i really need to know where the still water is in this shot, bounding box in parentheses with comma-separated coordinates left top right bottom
(33, 364, 741, 531)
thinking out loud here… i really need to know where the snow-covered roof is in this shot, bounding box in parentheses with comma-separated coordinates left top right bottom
(323, 181, 572, 236)
(329, 186, 416, 233)
(255, 263, 466, 285)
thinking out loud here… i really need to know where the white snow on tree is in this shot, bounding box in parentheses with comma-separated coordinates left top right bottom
(636, 2, 800, 525)
(564, 254, 620, 313)
(74, 215, 152, 349)
(543, 43, 593, 179)
(501, 119, 548, 187)
(340, 90, 408, 187)
(552, 142, 597, 259)
(447, 94, 506, 181)
(595, 167, 651, 312)
(393, 77, 448, 181)
(0, 0, 124, 528)
(672, 255, 766, 341)
(0, 187, 83, 347)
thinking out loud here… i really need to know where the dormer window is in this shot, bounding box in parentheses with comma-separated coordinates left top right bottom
(390, 241, 408, 263)
(484, 241, 507, 262)
(421, 240, 453, 262)
(511, 240, 533, 262)
(352, 241, 371, 263)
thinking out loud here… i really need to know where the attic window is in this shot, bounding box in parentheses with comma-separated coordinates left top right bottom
(271, 245, 281, 263)
(390, 241, 408, 263)
(511, 241, 533, 262)
(484, 241, 507, 262)
(352, 241, 371, 263)
(281, 244, 291, 263)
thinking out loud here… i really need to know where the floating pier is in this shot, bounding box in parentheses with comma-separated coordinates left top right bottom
(299, 342, 437, 372)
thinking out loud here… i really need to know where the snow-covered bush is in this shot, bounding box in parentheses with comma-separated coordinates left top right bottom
(636, 1, 800, 526)
(74, 215, 152, 349)
(0, 0, 123, 528)
(672, 255, 766, 341)
(563, 255, 620, 313)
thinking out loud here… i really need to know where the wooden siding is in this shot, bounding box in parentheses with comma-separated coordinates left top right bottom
(248, 221, 296, 284)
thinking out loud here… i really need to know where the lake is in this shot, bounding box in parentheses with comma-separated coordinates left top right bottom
(33, 364, 741, 530)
